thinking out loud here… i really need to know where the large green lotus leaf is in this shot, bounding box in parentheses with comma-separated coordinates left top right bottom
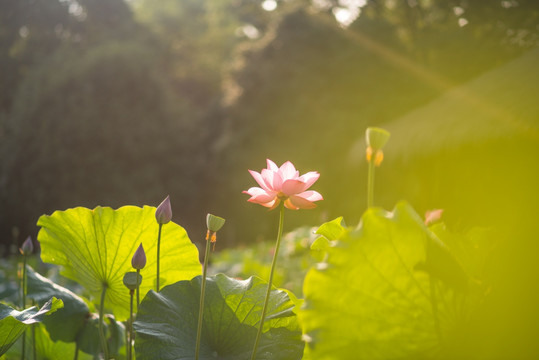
(25, 266, 126, 356)
(26, 265, 90, 343)
(134, 274, 304, 360)
(37, 205, 202, 320)
(299, 202, 485, 360)
(0, 298, 63, 356)
(428, 223, 494, 281)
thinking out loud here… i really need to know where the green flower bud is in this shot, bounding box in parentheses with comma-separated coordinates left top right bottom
(131, 243, 146, 270)
(20, 236, 33, 255)
(366, 127, 391, 150)
(123, 272, 142, 291)
(206, 214, 225, 232)
(155, 195, 172, 224)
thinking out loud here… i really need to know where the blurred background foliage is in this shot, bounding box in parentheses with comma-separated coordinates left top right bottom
(1, 0, 539, 358)
(0, 0, 537, 249)
(1, 0, 538, 249)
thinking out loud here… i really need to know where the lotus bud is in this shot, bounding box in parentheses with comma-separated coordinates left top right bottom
(206, 214, 225, 233)
(155, 195, 172, 224)
(123, 272, 142, 291)
(366, 127, 390, 151)
(20, 236, 33, 256)
(131, 243, 146, 270)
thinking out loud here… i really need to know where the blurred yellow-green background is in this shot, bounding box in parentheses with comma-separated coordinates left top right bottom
(1, 0, 538, 357)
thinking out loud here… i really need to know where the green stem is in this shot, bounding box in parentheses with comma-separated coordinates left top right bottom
(251, 203, 285, 360)
(32, 323, 36, 360)
(73, 341, 79, 360)
(136, 269, 140, 308)
(98, 285, 109, 360)
(367, 158, 375, 208)
(124, 323, 128, 360)
(21, 257, 27, 309)
(21, 256, 27, 360)
(195, 232, 213, 360)
(156, 224, 163, 292)
(128, 290, 134, 360)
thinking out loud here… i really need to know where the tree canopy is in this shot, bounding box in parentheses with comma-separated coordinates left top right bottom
(0, 0, 538, 251)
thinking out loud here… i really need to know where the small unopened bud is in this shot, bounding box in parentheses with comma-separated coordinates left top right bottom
(123, 272, 142, 291)
(20, 236, 33, 256)
(155, 195, 172, 224)
(206, 214, 225, 233)
(366, 127, 390, 151)
(131, 243, 146, 269)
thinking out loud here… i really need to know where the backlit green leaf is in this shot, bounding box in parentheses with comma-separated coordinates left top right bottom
(314, 216, 346, 241)
(134, 274, 304, 360)
(37, 205, 202, 320)
(300, 202, 487, 359)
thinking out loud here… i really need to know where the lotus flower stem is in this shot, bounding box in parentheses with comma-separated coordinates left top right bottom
(365, 127, 390, 208)
(128, 289, 134, 360)
(21, 258, 26, 324)
(21, 255, 27, 360)
(367, 158, 375, 208)
(136, 269, 141, 308)
(20, 237, 33, 360)
(195, 231, 213, 360)
(73, 342, 79, 360)
(123, 271, 141, 360)
(195, 214, 225, 360)
(32, 322, 36, 360)
(98, 285, 109, 360)
(156, 224, 163, 292)
(251, 202, 285, 360)
(155, 196, 172, 292)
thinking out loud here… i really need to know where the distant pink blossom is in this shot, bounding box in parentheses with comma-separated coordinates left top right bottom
(243, 159, 323, 210)
(425, 209, 444, 225)
(20, 236, 33, 255)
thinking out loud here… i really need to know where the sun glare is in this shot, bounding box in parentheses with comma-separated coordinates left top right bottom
(332, 0, 366, 27)
(262, 0, 278, 12)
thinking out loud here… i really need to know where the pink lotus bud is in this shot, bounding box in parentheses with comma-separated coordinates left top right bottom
(131, 243, 146, 269)
(20, 236, 33, 255)
(155, 195, 172, 224)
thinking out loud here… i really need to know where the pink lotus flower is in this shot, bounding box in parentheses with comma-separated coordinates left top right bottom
(243, 159, 323, 210)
